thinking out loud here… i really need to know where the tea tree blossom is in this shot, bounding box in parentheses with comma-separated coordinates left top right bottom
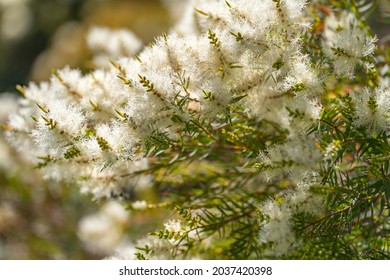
(259, 171, 324, 256)
(78, 201, 130, 254)
(351, 85, 390, 134)
(131, 200, 148, 211)
(4, 0, 389, 259)
(87, 26, 143, 68)
(322, 11, 377, 78)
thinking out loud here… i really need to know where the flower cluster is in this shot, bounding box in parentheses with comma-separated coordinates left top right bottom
(259, 171, 324, 256)
(7, 0, 323, 198)
(322, 11, 377, 78)
(5, 0, 387, 259)
(351, 85, 390, 134)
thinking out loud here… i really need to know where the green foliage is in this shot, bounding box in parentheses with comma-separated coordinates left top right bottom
(64, 146, 82, 159)
(301, 91, 390, 259)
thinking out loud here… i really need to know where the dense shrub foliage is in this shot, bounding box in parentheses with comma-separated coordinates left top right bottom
(4, 0, 389, 259)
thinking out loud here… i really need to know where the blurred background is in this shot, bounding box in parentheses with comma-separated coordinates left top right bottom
(0, 0, 389, 259)
(0, 0, 172, 92)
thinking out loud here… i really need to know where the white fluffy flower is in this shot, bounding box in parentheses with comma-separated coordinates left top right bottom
(259, 200, 297, 256)
(322, 11, 377, 78)
(259, 171, 323, 256)
(78, 201, 129, 254)
(351, 85, 390, 133)
(164, 219, 182, 233)
(46, 100, 86, 136)
(87, 26, 142, 67)
(105, 242, 137, 260)
(0, 94, 19, 123)
(131, 200, 148, 211)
